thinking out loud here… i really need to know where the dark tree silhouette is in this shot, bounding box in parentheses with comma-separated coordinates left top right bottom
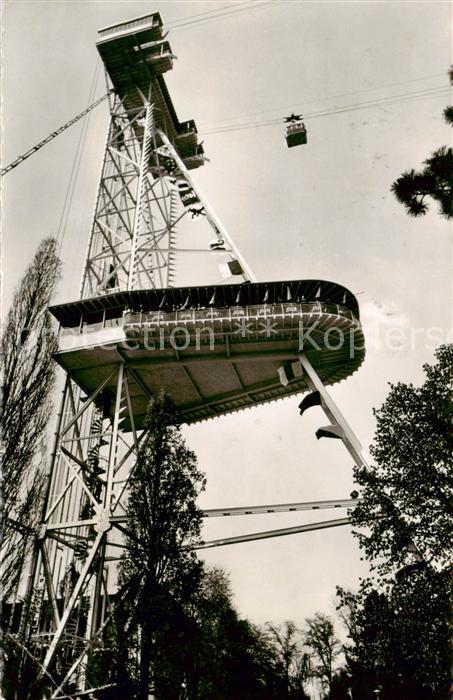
(443, 65, 453, 125)
(187, 567, 302, 699)
(0, 237, 61, 601)
(265, 620, 310, 697)
(303, 613, 340, 695)
(334, 345, 453, 699)
(443, 105, 453, 125)
(391, 67, 453, 219)
(112, 391, 205, 699)
(391, 146, 453, 219)
(351, 344, 453, 575)
(337, 567, 452, 699)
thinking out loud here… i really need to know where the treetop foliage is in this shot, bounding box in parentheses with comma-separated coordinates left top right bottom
(391, 146, 453, 219)
(123, 390, 206, 595)
(391, 66, 453, 219)
(443, 65, 453, 125)
(337, 565, 452, 698)
(112, 391, 206, 697)
(351, 344, 453, 575)
(303, 613, 341, 691)
(1, 236, 61, 598)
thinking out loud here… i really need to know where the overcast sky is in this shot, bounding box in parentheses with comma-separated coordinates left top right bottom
(2, 0, 452, 633)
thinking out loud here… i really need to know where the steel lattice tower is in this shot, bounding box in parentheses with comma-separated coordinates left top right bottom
(15, 12, 370, 696)
(20, 13, 255, 689)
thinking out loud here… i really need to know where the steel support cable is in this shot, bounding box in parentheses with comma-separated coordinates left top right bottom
(201, 85, 450, 136)
(1, 85, 111, 177)
(203, 86, 450, 135)
(166, 1, 253, 27)
(60, 121, 99, 253)
(200, 72, 447, 131)
(305, 86, 450, 119)
(56, 61, 102, 252)
(167, 0, 273, 32)
(34, 67, 101, 648)
(202, 88, 450, 135)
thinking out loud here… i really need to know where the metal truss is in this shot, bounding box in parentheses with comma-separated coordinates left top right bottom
(24, 365, 147, 684)
(19, 68, 259, 688)
(80, 88, 254, 298)
(21, 350, 368, 689)
(7, 11, 368, 694)
(17, 52, 369, 697)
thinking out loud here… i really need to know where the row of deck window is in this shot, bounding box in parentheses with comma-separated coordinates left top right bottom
(59, 301, 359, 336)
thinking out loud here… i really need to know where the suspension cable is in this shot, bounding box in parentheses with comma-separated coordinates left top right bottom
(167, 0, 273, 32)
(1, 90, 112, 177)
(201, 85, 450, 136)
(56, 60, 102, 253)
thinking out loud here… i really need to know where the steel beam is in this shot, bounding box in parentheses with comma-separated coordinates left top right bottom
(157, 128, 256, 283)
(298, 353, 369, 469)
(202, 498, 360, 517)
(101, 497, 360, 526)
(196, 517, 351, 549)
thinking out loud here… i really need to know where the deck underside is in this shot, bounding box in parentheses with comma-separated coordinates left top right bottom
(52, 280, 365, 427)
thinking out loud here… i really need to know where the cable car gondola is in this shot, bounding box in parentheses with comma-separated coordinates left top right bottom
(285, 114, 307, 148)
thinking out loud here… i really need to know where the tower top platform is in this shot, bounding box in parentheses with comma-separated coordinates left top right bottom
(50, 280, 365, 426)
(96, 11, 206, 169)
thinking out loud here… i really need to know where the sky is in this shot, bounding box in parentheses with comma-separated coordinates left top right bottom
(2, 0, 452, 636)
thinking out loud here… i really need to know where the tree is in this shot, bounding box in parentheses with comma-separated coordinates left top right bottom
(303, 613, 341, 695)
(391, 146, 453, 219)
(443, 66, 453, 125)
(190, 566, 255, 698)
(1, 632, 65, 700)
(189, 567, 299, 699)
(265, 620, 309, 698)
(0, 237, 61, 602)
(335, 345, 453, 699)
(391, 67, 453, 219)
(329, 668, 353, 700)
(351, 344, 453, 575)
(443, 105, 453, 125)
(112, 391, 206, 699)
(291, 652, 312, 699)
(337, 567, 452, 699)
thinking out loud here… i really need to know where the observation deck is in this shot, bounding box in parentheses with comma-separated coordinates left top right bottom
(50, 280, 365, 428)
(97, 12, 206, 169)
